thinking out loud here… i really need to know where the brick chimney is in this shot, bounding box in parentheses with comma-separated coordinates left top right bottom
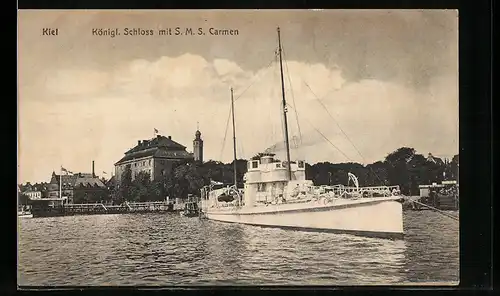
(168, 136, 172, 139)
(92, 161, 95, 178)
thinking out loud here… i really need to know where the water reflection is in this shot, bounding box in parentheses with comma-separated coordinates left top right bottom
(18, 212, 458, 286)
(402, 211, 459, 284)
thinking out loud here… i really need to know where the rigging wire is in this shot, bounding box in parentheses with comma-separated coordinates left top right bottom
(221, 48, 277, 161)
(218, 104, 232, 162)
(271, 51, 279, 152)
(279, 101, 286, 155)
(234, 50, 278, 102)
(282, 45, 303, 146)
(302, 81, 385, 184)
(285, 103, 352, 162)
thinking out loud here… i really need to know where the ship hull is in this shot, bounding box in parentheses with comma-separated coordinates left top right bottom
(205, 197, 404, 240)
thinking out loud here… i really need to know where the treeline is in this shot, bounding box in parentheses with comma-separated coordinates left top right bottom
(111, 146, 458, 202)
(18, 147, 458, 205)
(307, 147, 458, 196)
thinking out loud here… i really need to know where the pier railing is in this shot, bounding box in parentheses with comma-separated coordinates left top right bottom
(37, 201, 176, 217)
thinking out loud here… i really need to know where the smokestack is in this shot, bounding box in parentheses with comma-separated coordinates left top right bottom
(92, 161, 95, 178)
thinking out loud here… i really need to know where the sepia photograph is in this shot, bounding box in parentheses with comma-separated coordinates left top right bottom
(18, 9, 459, 286)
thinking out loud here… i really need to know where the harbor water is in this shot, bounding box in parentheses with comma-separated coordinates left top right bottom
(18, 211, 459, 286)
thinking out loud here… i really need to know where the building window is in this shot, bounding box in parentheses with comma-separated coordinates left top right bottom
(149, 160, 151, 165)
(252, 161, 258, 169)
(276, 163, 281, 168)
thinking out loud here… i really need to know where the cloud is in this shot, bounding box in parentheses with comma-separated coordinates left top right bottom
(213, 59, 245, 77)
(18, 52, 458, 183)
(45, 69, 111, 95)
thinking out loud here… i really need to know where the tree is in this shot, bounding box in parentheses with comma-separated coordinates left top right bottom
(148, 180, 165, 201)
(18, 193, 30, 206)
(385, 147, 416, 164)
(131, 171, 152, 202)
(117, 165, 132, 203)
(449, 154, 459, 180)
(365, 161, 388, 186)
(408, 154, 427, 195)
(172, 162, 204, 198)
(384, 147, 417, 195)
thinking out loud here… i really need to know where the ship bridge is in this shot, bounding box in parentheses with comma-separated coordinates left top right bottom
(245, 154, 306, 184)
(242, 154, 312, 207)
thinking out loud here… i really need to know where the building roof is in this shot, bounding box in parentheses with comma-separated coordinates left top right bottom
(51, 173, 78, 186)
(125, 135, 186, 155)
(106, 176, 116, 187)
(50, 172, 106, 189)
(19, 182, 49, 192)
(74, 176, 106, 188)
(116, 142, 193, 165)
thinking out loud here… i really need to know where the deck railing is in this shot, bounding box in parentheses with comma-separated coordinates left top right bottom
(309, 184, 401, 199)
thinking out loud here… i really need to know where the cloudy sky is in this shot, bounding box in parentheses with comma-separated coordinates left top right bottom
(18, 10, 458, 183)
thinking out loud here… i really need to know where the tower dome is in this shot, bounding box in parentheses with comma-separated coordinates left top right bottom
(195, 130, 201, 138)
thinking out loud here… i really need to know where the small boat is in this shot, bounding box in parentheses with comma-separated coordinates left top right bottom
(180, 198, 200, 218)
(18, 210, 33, 218)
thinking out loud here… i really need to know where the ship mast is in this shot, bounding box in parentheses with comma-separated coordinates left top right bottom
(231, 87, 238, 188)
(277, 27, 292, 181)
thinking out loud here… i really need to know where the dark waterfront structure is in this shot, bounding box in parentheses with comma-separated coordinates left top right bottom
(114, 133, 199, 183)
(30, 197, 67, 217)
(416, 181, 459, 211)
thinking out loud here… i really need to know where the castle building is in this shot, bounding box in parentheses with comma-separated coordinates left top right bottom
(114, 134, 194, 182)
(193, 129, 203, 162)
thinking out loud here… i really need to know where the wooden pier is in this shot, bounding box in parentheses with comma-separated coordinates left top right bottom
(31, 201, 175, 218)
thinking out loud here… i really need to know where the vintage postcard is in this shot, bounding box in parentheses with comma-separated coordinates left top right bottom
(18, 9, 459, 286)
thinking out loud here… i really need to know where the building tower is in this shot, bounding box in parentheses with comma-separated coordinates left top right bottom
(193, 124, 203, 162)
